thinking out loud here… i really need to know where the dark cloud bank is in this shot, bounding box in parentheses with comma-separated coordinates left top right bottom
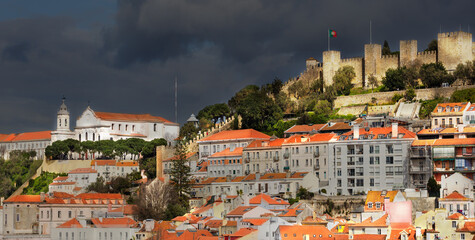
(0, 0, 473, 133)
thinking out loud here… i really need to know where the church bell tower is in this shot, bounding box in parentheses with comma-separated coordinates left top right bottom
(57, 97, 70, 131)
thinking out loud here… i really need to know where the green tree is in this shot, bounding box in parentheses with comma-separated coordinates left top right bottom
(141, 138, 167, 158)
(296, 187, 314, 200)
(405, 87, 416, 102)
(382, 67, 418, 91)
(382, 40, 391, 55)
(80, 141, 97, 159)
(367, 74, 379, 91)
(450, 88, 475, 103)
(96, 140, 116, 159)
(109, 176, 132, 194)
(197, 103, 230, 123)
(86, 177, 109, 193)
(425, 39, 438, 51)
(419, 62, 454, 88)
(454, 61, 475, 85)
(270, 77, 283, 96)
(125, 138, 146, 160)
(169, 141, 192, 206)
(228, 85, 260, 112)
(427, 177, 441, 197)
(271, 120, 296, 138)
(179, 122, 198, 140)
(45, 141, 69, 159)
(333, 66, 355, 96)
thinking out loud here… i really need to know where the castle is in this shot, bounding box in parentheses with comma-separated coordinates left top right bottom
(305, 31, 475, 88)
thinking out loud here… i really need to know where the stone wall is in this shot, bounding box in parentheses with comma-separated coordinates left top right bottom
(438, 31, 473, 71)
(334, 85, 475, 108)
(322, 51, 341, 86)
(341, 57, 364, 87)
(377, 55, 399, 85)
(416, 51, 437, 65)
(337, 105, 367, 116)
(368, 104, 396, 116)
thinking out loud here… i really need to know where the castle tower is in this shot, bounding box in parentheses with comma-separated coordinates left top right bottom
(438, 31, 473, 71)
(364, 44, 382, 85)
(400, 40, 418, 67)
(306, 57, 319, 71)
(51, 97, 75, 142)
(322, 51, 341, 87)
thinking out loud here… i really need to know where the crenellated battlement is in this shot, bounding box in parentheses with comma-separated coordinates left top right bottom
(417, 51, 436, 56)
(341, 57, 363, 63)
(381, 54, 399, 59)
(438, 31, 472, 38)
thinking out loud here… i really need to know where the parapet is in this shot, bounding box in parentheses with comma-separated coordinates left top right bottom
(381, 54, 399, 59)
(438, 31, 472, 38)
(417, 51, 436, 56)
(341, 57, 363, 63)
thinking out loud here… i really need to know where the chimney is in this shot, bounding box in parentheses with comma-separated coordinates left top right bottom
(156, 145, 165, 180)
(40, 192, 46, 202)
(392, 122, 398, 138)
(353, 124, 359, 140)
(286, 171, 291, 178)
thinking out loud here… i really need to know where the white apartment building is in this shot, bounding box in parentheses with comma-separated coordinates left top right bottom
(51, 217, 139, 240)
(243, 138, 285, 175)
(207, 147, 244, 177)
(431, 102, 470, 128)
(90, 160, 139, 181)
(327, 123, 416, 195)
(0, 131, 51, 160)
(463, 103, 475, 125)
(197, 129, 270, 161)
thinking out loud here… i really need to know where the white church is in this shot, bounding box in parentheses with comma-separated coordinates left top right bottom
(52, 98, 180, 143)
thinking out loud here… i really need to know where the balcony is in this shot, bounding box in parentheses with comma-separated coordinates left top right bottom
(201, 152, 209, 158)
(283, 166, 290, 171)
(314, 165, 320, 170)
(273, 156, 280, 162)
(356, 172, 364, 176)
(409, 166, 431, 173)
(283, 152, 290, 159)
(410, 151, 429, 158)
(314, 152, 320, 157)
(435, 167, 454, 172)
(347, 161, 355, 166)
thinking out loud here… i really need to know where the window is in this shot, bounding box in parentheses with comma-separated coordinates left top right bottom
(375, 157, 380, 164)
(68, 211, 72, 218)
(370, 157, 374, 164)
(111, 124, 114, 130)
(386, 156, 394, 164)
(58, 211, 61, 218)
(452, 221, 457, 228)
(370, 178, 374, 186)
(376, 202, 381, 209)
(154, 124, 157, 131)
(368, 202, 373, 208)
(118, 124, 121, 130)
(16, 214, 20, 222)
(369, 145, 374, 154)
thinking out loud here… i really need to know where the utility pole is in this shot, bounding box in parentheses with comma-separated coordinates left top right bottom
(175, 75, 178, 123)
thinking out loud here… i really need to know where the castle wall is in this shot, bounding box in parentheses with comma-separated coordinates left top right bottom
(400, 40, 418, 67)
(340, 57, 364, 87)
(377, 54, 399, 83)
(364, 44, 382, 86)
(322, 51, 341, 86)
(438, 31, 473, 71)
(416, 51, 437, 65)
(334, 85, 475, 108)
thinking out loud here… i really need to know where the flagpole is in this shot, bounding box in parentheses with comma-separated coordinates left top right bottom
(328, 28, 330, 51)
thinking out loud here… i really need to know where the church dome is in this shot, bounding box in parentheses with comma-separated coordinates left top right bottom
(187, 113, 199, 122)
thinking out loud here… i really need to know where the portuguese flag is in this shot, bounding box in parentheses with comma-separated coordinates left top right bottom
(329, 29, 337, 38)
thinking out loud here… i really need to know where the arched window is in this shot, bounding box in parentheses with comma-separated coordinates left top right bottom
(65, 119, 68, 127)
(126, 125, 128, 131)
(154, 124, 157, 132)
(119, 124, 121, 131)
(85, 132, 88, 140)
(92, 133, 95, 141)
(59, 119, 61, 127)
(111, 124, 114, 130)
(132, 125, 135, 132)
(79, 134, 81, 142)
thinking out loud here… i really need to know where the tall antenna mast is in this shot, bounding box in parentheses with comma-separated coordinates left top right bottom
(175, 75, 178, 123)
(370, 20, 372, 44)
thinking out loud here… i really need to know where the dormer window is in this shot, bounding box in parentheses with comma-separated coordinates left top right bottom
(368, 202, 373, 208)
(376, 202, 381, 209)
(438, 107, 442, 112)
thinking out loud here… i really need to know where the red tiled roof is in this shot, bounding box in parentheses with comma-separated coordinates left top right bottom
(109, 205, 136, 215)
(57, 218, 83, 228)
(75, 193, 122, 200)
(0, 131, 51, 142)
(227, 206, 257, 216)
(341, 126, 416, 140)
(432, 138, 475, 146)
(224, 220, 237, 226)
(94, 111, 176, 124)
(279, 225, 334, 239)
(279, 208, 303, 217)
(91, 160, 116, 166)
(352, 214, 388, 227)
(284, 124, 326, 133)
(198, 129, 270, 142)
(246, 138, 286, 148)
(4, 195, 42, 203)
(50, 182, 76, 185)
(209, 147, 243, 158)
(432, 102, 469, 113)
(457, 221, 475, 232)
(228, 227, 257, 237)
(116, 161, 139, 167)
(91, 217, 136, 228)
(441, 191, 470, 201)
(320, 122, 352, 131)
(249, 193, 289, 205)
(54, 176, 69, 181)
(53, 192, 75, 198)
(69, 168, 97, 174)
(241, 218, 269, 226)
(448, 212, 468, 220)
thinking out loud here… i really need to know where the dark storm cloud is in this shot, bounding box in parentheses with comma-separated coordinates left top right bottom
(0, 0, 473, 133)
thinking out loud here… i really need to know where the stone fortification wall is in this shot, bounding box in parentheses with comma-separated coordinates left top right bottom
(377, 54, 399, 84)
(416, 51, 437, 65)
(368, 104, 396, 116)
(341, 57, 364, 87)
(438, 31, 473, 71)
(364, 44, 382, 85)
(337, 105, 367, 116)
(322, 51, 341, 86)
(334, 85, 475, 108)
(400, 40, 418, 67)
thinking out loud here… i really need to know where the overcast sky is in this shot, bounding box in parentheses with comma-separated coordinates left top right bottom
(0, 0, 473, 133)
